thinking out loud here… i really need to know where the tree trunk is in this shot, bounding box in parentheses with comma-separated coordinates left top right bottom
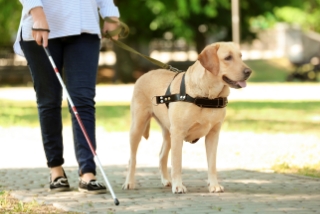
(195, 31, 207, 54)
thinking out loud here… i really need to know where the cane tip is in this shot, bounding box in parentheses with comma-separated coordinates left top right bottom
(114, 198, 120, 206)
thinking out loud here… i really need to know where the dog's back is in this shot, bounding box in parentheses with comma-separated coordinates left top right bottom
(130, 69, 178, 139)
(132, 69, 179, 100)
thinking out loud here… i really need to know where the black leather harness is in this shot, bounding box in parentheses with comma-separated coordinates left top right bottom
(154, 72, 228, 108)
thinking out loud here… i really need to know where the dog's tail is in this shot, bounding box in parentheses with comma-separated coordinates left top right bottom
(143, 120, 150, 140)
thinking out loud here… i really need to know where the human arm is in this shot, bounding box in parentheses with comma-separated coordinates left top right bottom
(30, 7, 49, 47)
(19, 0, 49, 47)
(96, 0, 120, 40)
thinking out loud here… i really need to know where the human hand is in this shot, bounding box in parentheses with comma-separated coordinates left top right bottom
(103, 17, 120, 40)
(30, 7, 50, 47)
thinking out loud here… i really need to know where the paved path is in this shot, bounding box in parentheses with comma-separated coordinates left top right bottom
(0, 83, 320, 102)
(1, 128, 320, 214)
(1, 84, 320, 213)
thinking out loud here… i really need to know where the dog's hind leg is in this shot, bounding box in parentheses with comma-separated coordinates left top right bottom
(159, 128, 172, 187)
(122, 108, 151, 190)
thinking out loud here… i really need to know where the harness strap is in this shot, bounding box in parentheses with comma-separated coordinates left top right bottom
(156, 94, 227, 108)
(164, 72, 182, 108)
(180, 73, 187, 97)
(156, 73, 228, 108)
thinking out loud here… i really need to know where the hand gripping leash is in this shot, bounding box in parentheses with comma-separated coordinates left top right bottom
(43, 46, 119, 206)
(103, 17, 184, 73)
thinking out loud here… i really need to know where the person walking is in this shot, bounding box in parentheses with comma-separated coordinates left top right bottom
(13, 0, 120, 194)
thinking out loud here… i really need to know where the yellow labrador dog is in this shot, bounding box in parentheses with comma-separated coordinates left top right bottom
(123, 42, 252, 193)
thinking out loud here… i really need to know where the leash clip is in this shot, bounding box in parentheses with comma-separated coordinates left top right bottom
(168, 65, 183, 73)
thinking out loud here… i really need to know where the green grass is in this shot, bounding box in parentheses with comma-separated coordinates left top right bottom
(272, 162, 320, 178)
(0, 100, 131, 131)
(0, 191, 79, 213)
(1, 100, 320, 135)
(96, 104, 131, 132)
(245, 58, 294, 82)
(224, 101, 320, 135)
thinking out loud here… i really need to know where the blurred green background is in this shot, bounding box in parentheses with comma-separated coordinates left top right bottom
(1, 0, 320, 84)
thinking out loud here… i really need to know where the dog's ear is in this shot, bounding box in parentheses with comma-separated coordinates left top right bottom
(198, 44, 220, 75)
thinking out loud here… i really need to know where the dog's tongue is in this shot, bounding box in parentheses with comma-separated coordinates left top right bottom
(237, 81, 247, 88)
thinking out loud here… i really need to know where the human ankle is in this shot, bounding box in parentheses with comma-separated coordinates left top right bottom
(50, 166, 64, 180)
(81, 173, 96, 183)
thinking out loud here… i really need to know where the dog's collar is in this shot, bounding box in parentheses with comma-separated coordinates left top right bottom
(153, 72, 228, 108)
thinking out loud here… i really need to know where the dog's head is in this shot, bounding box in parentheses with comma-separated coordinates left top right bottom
(198, 42, 252, 89)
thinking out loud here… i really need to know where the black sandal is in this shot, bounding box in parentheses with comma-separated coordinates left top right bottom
(49, 169, 71, 192)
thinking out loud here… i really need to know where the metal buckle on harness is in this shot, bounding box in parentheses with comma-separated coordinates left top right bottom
(152, 95, 172, 106)
(179, 95, 186, 101)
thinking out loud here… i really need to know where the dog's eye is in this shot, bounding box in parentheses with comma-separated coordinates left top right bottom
(224, 55, 232, 61)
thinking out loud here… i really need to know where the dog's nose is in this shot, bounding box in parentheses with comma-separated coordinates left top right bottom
(243, 68, 252, 78)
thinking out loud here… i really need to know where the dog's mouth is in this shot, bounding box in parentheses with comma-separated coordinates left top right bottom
(222, 75, 247, 89)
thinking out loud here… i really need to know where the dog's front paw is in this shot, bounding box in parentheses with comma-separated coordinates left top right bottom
(172, 183, 187, 194)
(208, 184, 224, 193)
(161, 178, 172, 187)
(122, 181, 135, 190)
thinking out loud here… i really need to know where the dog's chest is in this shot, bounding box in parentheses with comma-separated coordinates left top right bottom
(184, 108, 225, 142)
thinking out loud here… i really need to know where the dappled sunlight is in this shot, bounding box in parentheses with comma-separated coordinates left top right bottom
(1, 126, 319, 172)
(1, 167, 319, 213)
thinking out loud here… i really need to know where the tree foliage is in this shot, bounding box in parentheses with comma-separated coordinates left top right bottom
(1, 0, 318, 83)
(249, 0, 320, 32)
(111, 0, 307, 82)
(0, 0, 313, 50)
(274, 0, 320, 32)
(115, 0, 304, 52)
(0, 0, 22, 49)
